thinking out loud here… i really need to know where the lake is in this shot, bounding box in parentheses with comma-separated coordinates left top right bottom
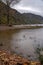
(0, 28, 43, 60)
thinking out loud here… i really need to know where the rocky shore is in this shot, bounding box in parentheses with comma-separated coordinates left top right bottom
(0, 50, 40, 65)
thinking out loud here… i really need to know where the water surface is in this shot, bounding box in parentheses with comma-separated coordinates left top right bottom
(0, 28, 43, 60)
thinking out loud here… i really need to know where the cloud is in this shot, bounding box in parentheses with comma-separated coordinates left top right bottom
(11, 0, 43, 16)
(14, 5, 40, 13)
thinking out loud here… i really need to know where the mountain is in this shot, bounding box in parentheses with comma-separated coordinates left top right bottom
(0, 1, 43, 25)
(22, 13, 43, 24)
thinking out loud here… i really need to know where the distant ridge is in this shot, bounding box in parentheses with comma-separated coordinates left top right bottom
(22, 13, 43, 24)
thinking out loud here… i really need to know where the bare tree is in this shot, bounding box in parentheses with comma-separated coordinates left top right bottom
(2, 0, 21, 25)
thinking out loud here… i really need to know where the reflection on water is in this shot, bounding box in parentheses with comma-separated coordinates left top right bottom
(0, 28, 43, 60)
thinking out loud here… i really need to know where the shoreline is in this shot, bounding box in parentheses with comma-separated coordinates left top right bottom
(0, 25, 43, 30)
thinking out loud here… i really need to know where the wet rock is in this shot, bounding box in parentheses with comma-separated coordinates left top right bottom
(0, 43, 3, 46)
(17, 63, 23, 65)
(23, 35, 25, 38)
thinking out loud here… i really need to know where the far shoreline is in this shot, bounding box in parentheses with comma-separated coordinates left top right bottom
(0, 24, 43, 30)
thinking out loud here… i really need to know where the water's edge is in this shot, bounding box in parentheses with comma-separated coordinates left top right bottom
(0, 24, 43, 30)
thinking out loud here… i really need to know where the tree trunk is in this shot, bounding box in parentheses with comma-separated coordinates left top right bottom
(0, 1, 1, 24)
(7, 5, 9, 25)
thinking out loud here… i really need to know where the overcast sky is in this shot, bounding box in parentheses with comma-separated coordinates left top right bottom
(11, 0, 43, 16)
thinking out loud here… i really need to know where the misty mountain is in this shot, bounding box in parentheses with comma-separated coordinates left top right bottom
(22, 13, 43, 24)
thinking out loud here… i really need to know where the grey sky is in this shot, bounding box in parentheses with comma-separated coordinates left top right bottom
(11, 0, 43, 16)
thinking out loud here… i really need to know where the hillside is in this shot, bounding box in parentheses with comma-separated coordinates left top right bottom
(0, 1, 43, 25)
(0, 1, 24, 25)
(22, 13, 43, 24)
